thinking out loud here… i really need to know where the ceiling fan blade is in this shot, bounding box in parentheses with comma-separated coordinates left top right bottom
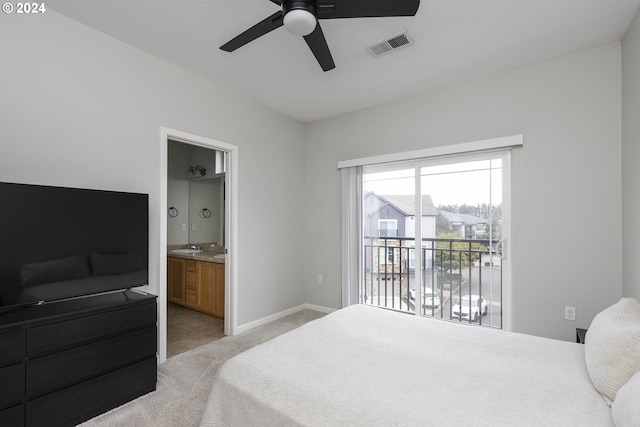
(317, 0, 420, 19)
(303, 23, 335, 72)
(220, 11, 284, 52)
(268, 0, 282, 5)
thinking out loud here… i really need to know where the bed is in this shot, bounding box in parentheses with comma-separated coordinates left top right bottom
(201, 298, 640, 426)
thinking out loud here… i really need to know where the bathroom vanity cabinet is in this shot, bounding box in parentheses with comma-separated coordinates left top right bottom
(167, 257, 224, 318)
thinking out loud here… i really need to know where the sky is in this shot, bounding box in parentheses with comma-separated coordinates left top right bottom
(363, 159, 502, 207)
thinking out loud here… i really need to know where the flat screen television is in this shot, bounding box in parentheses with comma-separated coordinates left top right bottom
(0, 182, 149, 311)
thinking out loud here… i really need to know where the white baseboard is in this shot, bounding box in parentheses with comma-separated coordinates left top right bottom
(234, 303, 337, 335)
(302, 303, 336, 314)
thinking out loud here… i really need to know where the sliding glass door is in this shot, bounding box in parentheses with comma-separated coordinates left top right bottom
(362, 166, 416, 312)
(361, 152, 509, 328)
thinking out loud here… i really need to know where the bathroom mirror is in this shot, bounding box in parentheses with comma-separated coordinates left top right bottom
(188, 177, 225, 245)
(167, 139, 226, 246)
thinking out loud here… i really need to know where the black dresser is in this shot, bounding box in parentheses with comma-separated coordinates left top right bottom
(0, 290, 157, 427)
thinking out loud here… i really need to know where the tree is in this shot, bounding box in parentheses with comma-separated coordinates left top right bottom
(437, 203, 503, 240)
(434, 232, 488, 271)
(436, 213, 452, 235)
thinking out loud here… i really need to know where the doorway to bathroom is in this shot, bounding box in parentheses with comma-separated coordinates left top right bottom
(166, 140, 225, 357)
(159, 128, 238, 363)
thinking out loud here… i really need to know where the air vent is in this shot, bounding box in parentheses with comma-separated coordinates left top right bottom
(367, 33, 414, 57)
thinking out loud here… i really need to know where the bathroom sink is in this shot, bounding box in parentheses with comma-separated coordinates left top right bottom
(213, 254, 226, 259)
(171, 248, 202, 255)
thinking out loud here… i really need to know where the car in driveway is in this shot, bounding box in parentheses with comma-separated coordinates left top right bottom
(409, 287, 441, 308)
(452, 294, 487, 322)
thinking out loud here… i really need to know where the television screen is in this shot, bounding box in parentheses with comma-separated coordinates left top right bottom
(0, 182, 149, 311)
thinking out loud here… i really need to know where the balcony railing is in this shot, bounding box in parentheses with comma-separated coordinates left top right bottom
(362, 236, 502, 328)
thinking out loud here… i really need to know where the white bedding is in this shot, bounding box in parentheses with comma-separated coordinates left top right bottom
(201, 304, 612, 426)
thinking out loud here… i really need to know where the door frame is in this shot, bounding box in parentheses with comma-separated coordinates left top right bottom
(159, 127, 239, 363)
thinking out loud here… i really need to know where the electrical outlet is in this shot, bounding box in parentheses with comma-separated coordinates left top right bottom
(317, 274, 323, 284)
(565, 306, 576, 321)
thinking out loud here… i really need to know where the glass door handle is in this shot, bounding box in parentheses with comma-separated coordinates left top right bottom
(496, 239, 507, 260)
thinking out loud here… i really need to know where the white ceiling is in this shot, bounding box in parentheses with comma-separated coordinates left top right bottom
(48, 0, 640, 123)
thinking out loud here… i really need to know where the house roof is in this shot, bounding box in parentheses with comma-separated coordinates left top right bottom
(439, 210, 488, 225)
(378, 194, 439, 216)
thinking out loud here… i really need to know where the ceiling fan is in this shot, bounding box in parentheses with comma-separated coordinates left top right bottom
(220, 0, 421, 72)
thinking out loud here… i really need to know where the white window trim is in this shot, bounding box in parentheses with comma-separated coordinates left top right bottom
(337, 134, 522, 170)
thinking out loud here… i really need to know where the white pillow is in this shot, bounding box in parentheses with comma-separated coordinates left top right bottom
(612, 371, 640, 427)
(584, 297, 640, 405)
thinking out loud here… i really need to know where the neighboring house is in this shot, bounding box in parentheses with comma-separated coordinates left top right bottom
(363, 193, 438, 278)
(438, 210, 489, 239)
(364, 192, 439, 239)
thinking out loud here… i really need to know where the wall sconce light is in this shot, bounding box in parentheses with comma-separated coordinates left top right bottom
(189, 165, 207, 178)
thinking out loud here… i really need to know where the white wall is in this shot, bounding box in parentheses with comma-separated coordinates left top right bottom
(0, 12, 307, 328)
(622, 8, 640, 301)
(306, 44, 623, 340)
(167, 142, 190, 245)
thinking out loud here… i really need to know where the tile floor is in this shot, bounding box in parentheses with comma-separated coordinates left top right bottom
(167, 303, 225, 358)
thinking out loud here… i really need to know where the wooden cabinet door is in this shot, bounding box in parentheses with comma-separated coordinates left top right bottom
(167, 257, 185, 305)
(196, 262, 216, 315)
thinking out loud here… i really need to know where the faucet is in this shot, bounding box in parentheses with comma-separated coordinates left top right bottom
(189, 244, 201, 251)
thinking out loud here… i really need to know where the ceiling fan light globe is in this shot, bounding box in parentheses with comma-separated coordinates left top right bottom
(283, 9, 316, 36)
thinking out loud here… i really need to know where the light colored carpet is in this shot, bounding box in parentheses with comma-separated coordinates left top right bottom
(79, 309, 325, 427)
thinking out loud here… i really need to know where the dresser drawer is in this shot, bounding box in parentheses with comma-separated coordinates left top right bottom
(27, 302, 156, 357)
(27, 326, 156, 398)
(26, 357, 156, 427)
(0, 363, 24, 409)
(185, 289, 197, 307)
(186, 271, 197, 288)
(0, 330, 25, 366)
(0, 404, 24, 427)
